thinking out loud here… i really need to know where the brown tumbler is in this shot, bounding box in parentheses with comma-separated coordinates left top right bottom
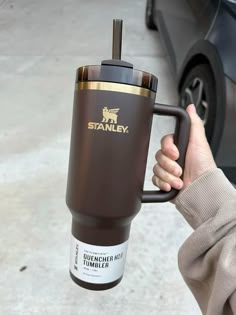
(66, 20, 190, 290)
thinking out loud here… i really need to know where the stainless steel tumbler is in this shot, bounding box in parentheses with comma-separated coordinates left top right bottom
(66, 19, 190, 290)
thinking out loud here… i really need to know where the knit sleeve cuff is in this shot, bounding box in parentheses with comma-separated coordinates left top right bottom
(175, 168, 236, 229)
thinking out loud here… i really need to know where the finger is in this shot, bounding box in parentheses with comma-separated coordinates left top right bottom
(156, 150, 182, 177)
(153, 164, 183, 190)
(186, 104, 206, 143)
(160, 134, 179, 160)
(152, 175, 171, 192)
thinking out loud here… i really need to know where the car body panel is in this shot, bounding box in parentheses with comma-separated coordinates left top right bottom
(154, 0, 219, 74)
(152, 0, 236, 173)
(216, 77, 236, 165)
(208, 1, 236, 83)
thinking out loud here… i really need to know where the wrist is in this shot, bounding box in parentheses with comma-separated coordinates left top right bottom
(183, 164, 217, 189)
(175, 168, 236, 229)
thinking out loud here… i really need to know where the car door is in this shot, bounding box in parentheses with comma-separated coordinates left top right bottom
(156, 0, 219, 74)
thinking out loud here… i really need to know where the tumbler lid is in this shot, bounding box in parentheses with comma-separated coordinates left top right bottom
(76, 19, 158, 93)
(76, 65, 158, 92)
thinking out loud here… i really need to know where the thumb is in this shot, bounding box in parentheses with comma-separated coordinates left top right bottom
(182, 103, 216, 188)
(186, 104, 206, 144)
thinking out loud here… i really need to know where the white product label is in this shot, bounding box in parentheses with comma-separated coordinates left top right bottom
(70, 235, 129, 284)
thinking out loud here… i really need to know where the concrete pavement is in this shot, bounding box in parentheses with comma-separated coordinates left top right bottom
(0, 0, 199, 314)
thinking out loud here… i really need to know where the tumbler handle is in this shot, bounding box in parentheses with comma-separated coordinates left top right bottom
(142, 103, 190, 203)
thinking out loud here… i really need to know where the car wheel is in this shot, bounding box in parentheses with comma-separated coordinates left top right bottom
(179, 64, 216, 143)
(145, 0, 157, 30)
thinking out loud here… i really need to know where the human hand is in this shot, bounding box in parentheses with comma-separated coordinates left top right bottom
(152, 104, 217, 194)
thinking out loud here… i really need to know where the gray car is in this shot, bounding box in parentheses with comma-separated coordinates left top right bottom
(146, 0, 236, 182)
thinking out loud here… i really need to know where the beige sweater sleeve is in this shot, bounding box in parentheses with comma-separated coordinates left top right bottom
(175, 168, 236, 315)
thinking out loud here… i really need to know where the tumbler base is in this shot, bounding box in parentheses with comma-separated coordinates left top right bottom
(69, 270, 122, 290)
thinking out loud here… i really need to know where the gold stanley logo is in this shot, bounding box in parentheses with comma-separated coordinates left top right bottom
(88, 107, 129, 134)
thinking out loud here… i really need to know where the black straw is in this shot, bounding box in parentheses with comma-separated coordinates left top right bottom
(112, 19, 123, 60)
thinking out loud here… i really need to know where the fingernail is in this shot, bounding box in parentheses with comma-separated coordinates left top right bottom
(165, 183, 171, 192)
(174, 180, 183, 190)
(188, 104, 196, 113)
(175, 167, 182, 177)
(172, 145, 178, 153)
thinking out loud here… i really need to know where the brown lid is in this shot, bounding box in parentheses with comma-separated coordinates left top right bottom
(76, 19, 158, 92)
(76, 64, 158, 92)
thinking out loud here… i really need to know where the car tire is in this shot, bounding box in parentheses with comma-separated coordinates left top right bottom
(145, 0, 157, 30)
(179, 64, 216, 143)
